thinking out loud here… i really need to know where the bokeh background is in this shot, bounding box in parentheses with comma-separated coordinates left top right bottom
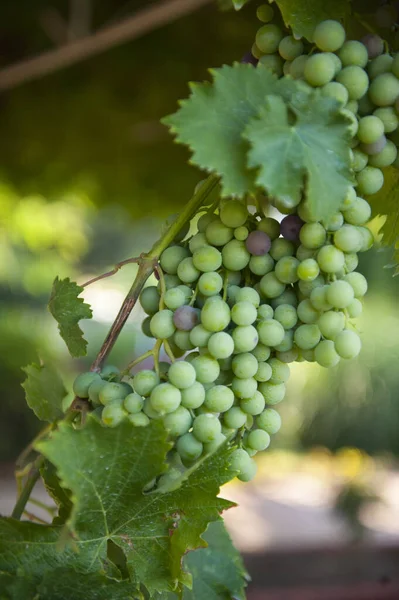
(1, 1, 399, 596)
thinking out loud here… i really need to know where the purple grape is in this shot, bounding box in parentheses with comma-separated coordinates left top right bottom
(280, 214, 303, 242)
(245, 230, 271, 256)
(361, 34, 384, 59)
(361, 134, 387, 155)
(241, 51, 258, 66)
(173, 305, 199, 331)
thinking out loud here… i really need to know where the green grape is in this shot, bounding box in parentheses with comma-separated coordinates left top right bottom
(368, 54, 393, 80)
(256, 24, 284, 54)
(167, 361, 196, 389)
(273, 304, 298, 329)
(369, 140, 398, 167)
(164, 287, 186, 310)
(357, 226, 374, 252)
(260, 272, 286, 298)
(252, 343, 271, 362)
(374, 107, 399, 133)
(259, 54, 284, 76)
(223, 406, 248, 429)
(180, 381, 205, 409)
(294, 324, 321, 350)
(222, 239, 251, 271)
(232, 352, 259, 379)
(258, 381, 286, 405)
(133, 370, 160, 397)
(204, 385, 234, 412)
(124, 392, 144, 414)
(276, 347, 299, 363)
(297, 258, 320, 282)
(227, 284, 240, 305)
(257, 304, 274, 321)
(128, 412, 150, 427)
(73, 372, 101, 398)
(201, 297, 230, 332)
(343, 198, 371, 226)
(190, 324, 212, 347)
(358, 93, 375, 116)
(191, 354, 220, 384)
(192, 246, 222, 273)
(231, 301, 257, 326)
(234, 226, 249, 241)
(310, 285, 332, 311)
(298, 274, 325, 297)
(214, 370, 232, 386)
(163, 406, 192, 437)
(313, 20, 345, 52)
(189, 232, 209, 253)
(205, 218, 234, 246)
(322, 81, 349, 104)
(177, 257, 200, 283)
(297, 299, 320, 324)
(143, 397, 161, 420)
(318, 310, 345, 339)
(257, 4, 274, 23)
(314, 339, 340, 367)
(88, 378, 107, 406)
(345, 253, 359, 272)
(357, 166, 385, 195)
(252, 43, 263, 60)
(102, 402, 127, 427)
(334, 225, 363, 253)
(279, 35, 304, 61)
(326, 280, 355, 308)
(290, 54, 308, 79)
(257, 408, 282, 434)
(296, 245, 315, 261)
(100, 365, 120, 381)
(347, 298, 363, 318)
(268, 358, 290, 384)
(226, 270, 242, 286)
(275, 329, 294, 352)
(369, 73, 399, 106)
(283, 60, 292, 76)
(236, 286, 261, 307)
(218, 355, 233, 371)
(257, 319, 285, 347)
(240, 391, 265, 415)
(192, 413, 222, 443)
(232, 325, 259, 353)
(208, 331, 234, 359)
(317, 244, 345, 273)
(351, 149, 369, 173)
(299, 223, 326, 249)
(343, 272, 368, 297)
(99, 382, 132, 406)
(204, 433, 227, 454)
(338, 40, 368, 67)
(257, 217, 280, 239)
(271, 287, 299, 308)
(197, 211, 217, 233)
(270, 238, 295, 261)
(160, 246, 190, 275)
(232, 376, 258, 399)
(358, 116, 385, 144)
(249, 253, 274, 276)
(255, 361, 273, 382)
(275, 256, 300, 284)
(304, 53, 335, 86)
(176, 432, 203, 461)
(247, 428, 271, 451)
(336, 66, 369, 100)
(150, 383, 181, 414)
(140, 286, 160, 315)
(220, 199, 248, 228)
(334, 329, 361, 359)
(159, 274, 181, 292)
(173, 331, 194, 351)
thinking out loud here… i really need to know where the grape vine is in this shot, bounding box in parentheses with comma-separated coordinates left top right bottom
(2, 1, 399, 599)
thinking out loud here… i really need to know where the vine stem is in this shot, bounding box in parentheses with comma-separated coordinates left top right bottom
(12, 456, 45, 520)
(90, 174, 218, 373)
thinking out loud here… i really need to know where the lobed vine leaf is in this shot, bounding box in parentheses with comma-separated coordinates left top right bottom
(39, 460, 73, 524)
(21, 363, 66, 423)
(48, 277, 92, 358)
(244, 89, 353, 220)
(270, 0, 351, 41)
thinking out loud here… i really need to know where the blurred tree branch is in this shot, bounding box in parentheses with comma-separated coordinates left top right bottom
(0, 0, 213, 91)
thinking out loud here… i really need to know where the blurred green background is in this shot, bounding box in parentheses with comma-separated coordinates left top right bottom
(1, 0, 399, 467)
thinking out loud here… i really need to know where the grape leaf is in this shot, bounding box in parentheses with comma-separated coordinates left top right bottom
(163, 64, 279, 197)
(37, 570, 139, 600)
(39, 460, 73, 524)
(270, 0, 351, 41)
(34, 419, 235, 594)
(48, 277, 92, 357)
(21, 363, 66, 422)
(244, 90, 353, 221)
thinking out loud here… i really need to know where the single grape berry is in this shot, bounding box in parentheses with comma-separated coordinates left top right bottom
(280, 214, 303, 242)
(245, 230, 271, 256)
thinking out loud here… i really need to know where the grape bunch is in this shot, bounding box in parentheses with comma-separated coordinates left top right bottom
(254, 5, 399, 193)
(73, 184, 372, 484)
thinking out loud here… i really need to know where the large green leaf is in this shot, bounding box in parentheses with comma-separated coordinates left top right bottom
(270, 0, 351, 41)
(21, 363, 66, 422)
(48, 277, 92, 358)
(244, 90, 353, 220)
(39, 460, 73, 524)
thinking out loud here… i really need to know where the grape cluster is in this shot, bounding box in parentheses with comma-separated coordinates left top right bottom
(73, 185, 372, 484)
(254, 5, 399, 192)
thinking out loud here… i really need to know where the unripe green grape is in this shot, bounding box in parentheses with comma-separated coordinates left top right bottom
(73, 372, 101, 398)
(317, 244, 345, 273)
(258, 381, 286, 405)
(343, 197, 371, 226)
(197, 212, 217, 232)
(318, 310, 345, 339)
(358, 116, 385, 144)
(255, 361, 273, 383)
(297, 299, 320, 324)
(247, 428, 271, 451)
(304, 53, 336, 86)
(296, 244, 315, 261)
(299, 223, 326, 249)
(192, 354, 220, 384)
(128, 412, 150, 427)
(189, 232, 209, 253)
(177, 257, 200, 283)
(205, 218, 234, 246)
(334, 329, 361, 359)
(257, 407, 282, 434)
(140, 286, 160, 315)
(231, 301, 257, 326)
(150, 383, 181, 414)
(268, 358, 290, 384)
(257, 217, 280, 239)
(294, 324, 321, 350)
(164, 287, 187, 310)
(232, 352, 259, 379)
(345, 253, 359, 272)
(222, 239, 251, 271)
(124, 393, 144, 414)
(160, 246, 190, 275)
(322, 81, 349, 104)
(310, 285, 332, 311)
(300, 348, 316, 362)
(163, 406, 192, 437)
(271, 287, 299, 308)
(298, 274, 325, 297)
(326, 280, 355, 308)
(351, 149, 369, 172)
(289, 54, 307, 79)
(203, 433, 227, 455)
(338, 40, 368, 68)
(192, 246, 222, 273)
(99, 381, 132, 405)
(274, 256, 299, 284)
(230, 448, 257, 482)
(234, 226, 249, 241)
(167, 361, 196, 389)
(358, 93, 375, 116)
(241, 391, 265, 415)
(224, 406, 248, 429)
(373, 107, 398, 133)
(257, 304, 274, 321)
(274, 304, 298, 329)
(336, 66, 369, 100)
(270, 238, 295, 261)
(358, 227, 374, 252)
(232, 376, 258, 399)
(208, 331, 234, 359)
(347, 298, 363, 318)
(369, 73, 399, 106)
(236, 287, 261, 307)
(232, 325, 259, 353)
(356, 166, 384, 195)
(343, 272, 368, 297)
(193, 413, 222, 443)
(259, 54, 283, 76)
(257, 319, 285, 347)
(313, 20, 345, 52)
(251, 43, 263, 60)
(180, 381, 205, 409)
(201, 297, 230, 332)
(132, 370, 160, 398)
(368, 54, 393, 80)
(249, 253, 274, 276)
(204, 385, 234, 413)
(260, 272, 286, 298)
(257, 3, 274, 23)
(276, 347, 299, 363)
(102, 401, 127, 427)
(369, 140, 398, 167)
(252, 343, 271, 362)
(189, 324, 212, 347)
(275, 329, 294, 352)
(278, 35, 304, 61)
(314, 339, 340, 367)
(334, 224, 363, 253)
(142, 315, 153, 338)
(88, 378, 107, 407)
(283, 60, 292, 76)
(177, 432, 203, 461)
(256, 24, 284, 54)
(297, 258, 320, 281)
(220, 200, 248, 228)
